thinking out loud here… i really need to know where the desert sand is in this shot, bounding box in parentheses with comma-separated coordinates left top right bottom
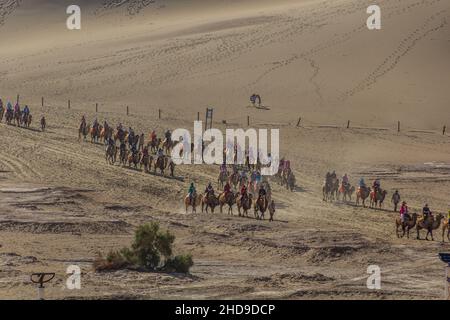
(0, 0, 450, 299)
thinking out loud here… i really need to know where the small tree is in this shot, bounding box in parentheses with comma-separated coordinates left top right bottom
(132, 222, 175, 269)
(94, 222, 193, 274)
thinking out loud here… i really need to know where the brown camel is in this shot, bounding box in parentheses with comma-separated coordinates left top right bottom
(202, 193, 219, 213)
(218, 170, 228, 189)
(236, 193, 253, 217)
(218, 192, 236, 215)
(254, 195, 268, 220)
(356, 186, 371, 208)
(140, 153, 153, 173)
(154, 156, 168, 175)
(228, 172, 240, 190)
(128, 152, 140, 169)
(442, 219, 449, 242)
(339, 183, 355, 202)
(184, 193, 202, 213)
(416, 213, 444, 241)
(395, 212, 418, 238)
(370, 189, 387, 208)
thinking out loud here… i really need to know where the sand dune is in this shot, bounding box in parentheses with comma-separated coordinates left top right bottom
(0, 0, 450, 300)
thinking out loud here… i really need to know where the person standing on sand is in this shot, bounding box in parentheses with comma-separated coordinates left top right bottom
(391, 190, 401, 212)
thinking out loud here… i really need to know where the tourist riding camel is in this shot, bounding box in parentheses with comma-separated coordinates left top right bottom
(257, 185, 267, 203)
(240, 184, 248, 200)
(400, 201, 409, 223)
(340, 173, 350, 192)
(422, 204, 432, 220)
(223, 182, 231, 197)
(205, 182, 215, 197)
(372, 179, 381, 194)
(188, 182, 196, 205)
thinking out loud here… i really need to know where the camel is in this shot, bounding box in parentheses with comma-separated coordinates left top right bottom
(356, 186, 371, 208)
(114, 130, 127, 144)
(228, 172, 240, 190)
(22, 113, 32, 128)
(218, 192, 236, 215)
(149, 138, 161, 154)
(184, 193, 202, 213)
(140, 153, 153, 173)
(119, 148, 128, 166)
(286, 171, 296, 192)
(323, 178, 339, 201)
(416, 213, 444, 241)
(218, 170, 228, 189)
(162, 138, 175, 155)
(254, 195, 268, 220)
(236, 193, 253, 217)
(128, 152, 140, 169)
(239, 174, 248, 188)
(395, 212, 418, 238)
(100, 127, 109, 143)
(202, 193, 219, 213)
(370, 189, 387, 208)
(90, 125, 102, 143)
(5, 109, 13, 125)
(105, 144, 117, 165)
(154, 156, 168, 175)
(442, 219, 449, 242)
(13, 110, 21, 127)
(339, 183, 355, 202)
(78, 122, 88, 141)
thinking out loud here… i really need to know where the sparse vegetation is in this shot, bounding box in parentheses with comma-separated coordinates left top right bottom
(94, 222, 193, 274)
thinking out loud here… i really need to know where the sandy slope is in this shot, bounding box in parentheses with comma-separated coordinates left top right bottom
(0, 0, 450, 299)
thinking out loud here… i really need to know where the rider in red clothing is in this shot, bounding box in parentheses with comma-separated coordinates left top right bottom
(224, 182, 231, 196)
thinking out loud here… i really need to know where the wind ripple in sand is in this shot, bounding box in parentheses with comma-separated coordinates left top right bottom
(0, 0, 20, 26)
(100, 0, 155, 15)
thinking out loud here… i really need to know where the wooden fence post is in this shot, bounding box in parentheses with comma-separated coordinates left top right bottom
(16, 94, 19, 105)
(95, 103, 98, 113)
(247, 115, 250, 126)
(41, 97, 44, 107)
(127, 106, 129, 116)
(296, 117, 302, 127)
(197, 112, 200, 121)
(158, 109, 161, 119)
(443, 125, 446, 135)
(347, 120, 350, 129)
(397, 121, 400, 133)
(68, 100, 70, 109)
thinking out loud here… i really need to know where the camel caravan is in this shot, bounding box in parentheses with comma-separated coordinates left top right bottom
(322, 171, 450, 242)
(184, 165, 276, 222)
(184, 153, 291, 222)
(182, 144, 296, 222)
(79, 116, 176, 177)
(323, 172, 386, 208)
(0, 98, 46, 131)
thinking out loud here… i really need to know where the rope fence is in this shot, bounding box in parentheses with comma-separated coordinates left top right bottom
(5, 94, 450, 137)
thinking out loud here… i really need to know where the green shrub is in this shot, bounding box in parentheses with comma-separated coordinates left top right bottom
(94, 222, 193, 274)
(164, 254, 194, 274)
(93, 250, 129, 272)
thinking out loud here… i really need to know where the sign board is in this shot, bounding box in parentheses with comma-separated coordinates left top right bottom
(205, 108, 213, 130)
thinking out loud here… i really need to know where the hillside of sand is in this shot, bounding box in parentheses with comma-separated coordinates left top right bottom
(0, 0, 450, 299)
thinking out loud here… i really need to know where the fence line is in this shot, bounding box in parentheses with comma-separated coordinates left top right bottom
(5, 94, 450, 137)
